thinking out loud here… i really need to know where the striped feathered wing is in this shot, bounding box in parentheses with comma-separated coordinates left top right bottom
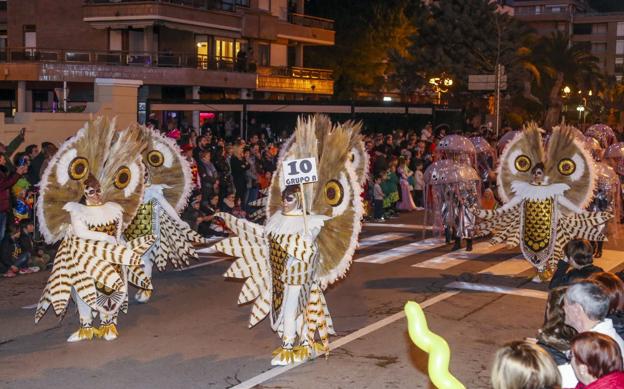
(477, 206, 522, 247)
(214, 212, 272, 328)
(151, 211, 207, 271)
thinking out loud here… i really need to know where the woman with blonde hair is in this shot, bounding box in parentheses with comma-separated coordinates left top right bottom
(491, 340, 561, 389)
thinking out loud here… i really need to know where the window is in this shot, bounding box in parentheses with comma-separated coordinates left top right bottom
(592, 42, 607, 53)
(215, 38, 240, 61)
(617, 40, 624, 55)
(195, 35, 209, 69)
(23, 25, 36, 48)
(257, 43, 270, 67)
(618, 22, 624, 37)
(109, 30, 123, 51)
(593, 24, 607, 34)
(573, 24, 592, 35)
(546, 6, 562, 13)
(616, 57, 624, 74)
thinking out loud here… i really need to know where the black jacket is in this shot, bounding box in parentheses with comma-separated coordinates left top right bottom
(549, 260, 604, 289)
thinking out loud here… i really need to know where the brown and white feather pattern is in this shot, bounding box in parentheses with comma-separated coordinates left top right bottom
(35, 236, 152, 322)
(152, 211, 205, 271)
(216, 212, 271, 328)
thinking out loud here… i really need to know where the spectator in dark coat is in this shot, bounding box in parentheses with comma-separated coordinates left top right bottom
(550, 239, 604, 289)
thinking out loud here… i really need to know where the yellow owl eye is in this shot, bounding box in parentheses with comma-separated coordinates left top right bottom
(324, 179, 344, 207)
(114, 166, 131, 189)
(147, 150, 164, 167)
(68, 157, 89, 180)
(558, 158, 576, 176)
(514, 155, 532, 172)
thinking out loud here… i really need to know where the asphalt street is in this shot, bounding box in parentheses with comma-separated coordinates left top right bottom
(2, 212, 624, 389)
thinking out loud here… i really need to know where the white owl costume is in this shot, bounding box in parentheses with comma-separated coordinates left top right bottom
(35, 117, 154, 341)
(477, 123, 612, 280)
(123, 125, 209, 303)
(212, 115, 367, 365)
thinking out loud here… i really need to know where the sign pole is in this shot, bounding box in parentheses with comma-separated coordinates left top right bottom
(300, 182, 309, 234)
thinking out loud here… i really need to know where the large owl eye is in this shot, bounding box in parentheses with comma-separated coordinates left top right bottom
(514, 155, 532, 172)
(68, 157, 89, 180)
(558, 158, 576, 176)
(114, 166, 131, 189)
(147, 150, 164, 167)
(324, 179, 344, 207)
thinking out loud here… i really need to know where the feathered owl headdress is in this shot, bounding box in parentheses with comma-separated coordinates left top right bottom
(37, 116, 147, 243)
(266, 115, 368, 286)
(140, 125, 192, 212)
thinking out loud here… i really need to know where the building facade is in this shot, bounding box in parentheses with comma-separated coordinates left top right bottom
(510, 0, 624, 80)
(0, 0, 335, 127)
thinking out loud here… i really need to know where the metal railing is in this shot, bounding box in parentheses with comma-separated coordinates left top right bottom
(0, 48, 334, 80)
(288, 12, 334, 30)
(259, 66, 333, 80)
(0, 48, 257, 72)
(83, 0, 249, 12)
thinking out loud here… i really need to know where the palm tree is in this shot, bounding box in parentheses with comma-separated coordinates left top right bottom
(530, 31, 602, 129)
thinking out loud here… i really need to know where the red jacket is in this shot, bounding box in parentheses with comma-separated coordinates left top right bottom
(575, 371, 624, 389)
(0, 169, 20, 213)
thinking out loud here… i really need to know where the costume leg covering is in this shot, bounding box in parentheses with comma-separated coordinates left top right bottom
(272, 285, 308, 366)
(135, 256, 153, 303)
(67, 288, 97, 342)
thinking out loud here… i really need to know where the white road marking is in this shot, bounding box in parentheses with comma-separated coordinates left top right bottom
(446, 281, 548, 299)
(594, 250, 624, 272)
(364, 223, 434, 230)
(21, 303, 38, 309)
(229, 291, 460, 389)
(412, 242, 505, 270)
(230, 254, 536, 389)
(479, 256, 533, 276)
(358, 232, 412, 248)
(355, 238, 446, 264)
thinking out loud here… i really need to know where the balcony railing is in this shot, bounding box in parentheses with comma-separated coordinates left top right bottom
(0, 48, 256, 72)
(83, 0, 249, 12)
(288, 12, 334, 30)
(258, 66, 333, 80)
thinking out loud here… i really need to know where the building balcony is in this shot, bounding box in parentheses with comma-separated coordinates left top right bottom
(82, 0, 243, 32)
(256, 66, 333, 95)
(273, 13, 335, 45)
(0, 48, 256, 89)
(513, 8, 571, 21)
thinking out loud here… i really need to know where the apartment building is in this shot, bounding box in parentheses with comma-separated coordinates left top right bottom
(0, 0, 335, 125)
(510, 0, 624, 80)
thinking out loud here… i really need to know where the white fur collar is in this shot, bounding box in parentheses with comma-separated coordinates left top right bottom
(63, 202, 123, 226)
(511, 180, 570, 201)
(264, 212, 329, 238)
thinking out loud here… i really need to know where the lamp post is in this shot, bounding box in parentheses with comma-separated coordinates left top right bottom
(576, 105, 585, 124)
(429, 76, 453, 105)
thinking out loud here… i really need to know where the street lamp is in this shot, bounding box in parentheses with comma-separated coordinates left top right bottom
(429, 75, 453, 105)
(563, 86, 571, 95)
(577, 105, 586, 124)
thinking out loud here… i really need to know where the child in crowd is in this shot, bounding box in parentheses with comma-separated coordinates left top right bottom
(549, 239, 603, 289)
(373, 175, 385, 222)
(19, 219, 49, 270)
(413, 162, 424, 210)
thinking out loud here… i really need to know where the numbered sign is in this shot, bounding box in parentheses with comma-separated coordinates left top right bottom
(282, 157, 318, 186)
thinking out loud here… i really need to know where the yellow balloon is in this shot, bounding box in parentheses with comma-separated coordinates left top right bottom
(404, 301, 465, 389)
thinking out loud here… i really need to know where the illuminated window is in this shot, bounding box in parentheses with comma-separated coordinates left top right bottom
(618, 22, 624, 37)
(617, 40, 624, 55)
(215, 38, 240, 61)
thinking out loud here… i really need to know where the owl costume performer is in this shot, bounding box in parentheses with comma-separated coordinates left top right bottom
(211, 115, 367, 365)
(124, 125, 208, 303)
(35, 117, 154, 341)
(477, 123, 612, 280)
